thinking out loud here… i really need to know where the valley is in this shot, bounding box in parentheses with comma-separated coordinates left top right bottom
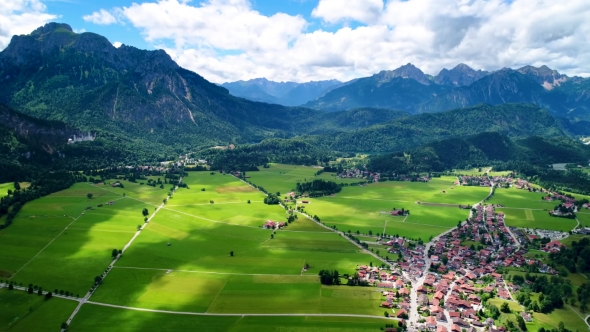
(0, 19, 590, 332)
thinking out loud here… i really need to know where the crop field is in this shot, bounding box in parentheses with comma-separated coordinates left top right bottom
(246, 164, 365, 195)
(0, 288, 78, 332)
(69, 304, 391, 332)
(0, 181, 166, 295)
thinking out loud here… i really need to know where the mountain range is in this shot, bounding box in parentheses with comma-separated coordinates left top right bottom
(221, 78, 345, 106)
(0, 22, 589, 175)
(303, 64, 590, 121)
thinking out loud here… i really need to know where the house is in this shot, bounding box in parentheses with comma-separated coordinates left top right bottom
(437, 326, 448, 332)
(451, 324, 461, 332)
(396, 308, 408, 318)
(381, 301, 392, 308)
(263, 220, 276, 229)
(425, 316, 437, 330)
(521, 311, 533, 322)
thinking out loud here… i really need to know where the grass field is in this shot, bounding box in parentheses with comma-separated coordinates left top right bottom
(91, 269, 383, 315)
(487, 187, 555, 209)
(83, 171, 377, 316)
(577, 212, 590, 228)
(288, 177, 482, 240)
(69, 304, 392, 332)
(0, 181, 168, 295)
(499, 208, 577, 231)
(453, 168, 512, 177)
(245, 164, 365, 195)
(0, 288, 78, 332)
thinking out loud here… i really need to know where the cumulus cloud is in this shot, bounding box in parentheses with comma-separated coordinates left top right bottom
(112, 41, 122, 48)
(83, 0, 590, 82)
(0, 0, 57, 49)
(82, 9, 119, 25)
(312, 0, 384, 25)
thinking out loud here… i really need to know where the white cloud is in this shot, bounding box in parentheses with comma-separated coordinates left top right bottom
(0, 0, 57, 49)
(74, 28, 86, 33)
(312, 0, 384, 24)
(113, 41, 122, 48)
(86, 0, 590, 82)
(82, 9, 118, 25)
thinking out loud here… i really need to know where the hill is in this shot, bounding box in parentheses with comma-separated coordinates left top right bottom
(320, 104, 567, 152)
(221, 78, 343, 106)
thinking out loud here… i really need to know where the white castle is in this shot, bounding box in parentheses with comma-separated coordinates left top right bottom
(67, 132, 95, 144)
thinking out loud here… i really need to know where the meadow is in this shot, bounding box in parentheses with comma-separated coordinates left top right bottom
(284, 177, 485, 240)
(499, 208, 577, 231)
(0, 288, 78, 332)
(0, 181, 168, 295)
(246, 164, 365, 195)
(69, 304, 392, 332)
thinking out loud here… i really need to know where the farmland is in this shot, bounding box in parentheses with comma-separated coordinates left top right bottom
(0, 288, 78, 332)
(284, 176, 489, 240)
(3, 168, 590, 331)
(246, 164, 365, 195)
(69, 304, 392, 332)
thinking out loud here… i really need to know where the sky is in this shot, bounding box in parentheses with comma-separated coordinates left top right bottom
(1, 0, 590, 83)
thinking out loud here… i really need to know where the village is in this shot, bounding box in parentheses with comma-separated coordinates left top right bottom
(338, 173, 589, 332)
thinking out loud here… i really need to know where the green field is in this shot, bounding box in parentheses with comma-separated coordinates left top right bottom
(499, 208, 577, 231)
(487, 187, 555, 209)
(69, 304, 392, 332)
(0, 182, 167, 295)
(453, 168, 512, 177)
(0, 288, 78, 332)
(284, 177, 482, 240)
(246, 164, 365, 195)
(577, 212, 590, 228)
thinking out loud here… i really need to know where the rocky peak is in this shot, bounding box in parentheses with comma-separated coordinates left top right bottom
(375, 63, 431, 85)
(31, 22, 73, 35)
(517, 65, 569, 89)
(434, 63, 489, 87)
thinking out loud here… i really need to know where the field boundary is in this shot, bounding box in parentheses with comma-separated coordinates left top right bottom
(112, 266, 318, 277)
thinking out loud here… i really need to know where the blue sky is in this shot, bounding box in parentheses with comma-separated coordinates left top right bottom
(3, 0, 590, 83)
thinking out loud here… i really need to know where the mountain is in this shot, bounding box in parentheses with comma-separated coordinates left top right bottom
(434, 63, 489, 87)
(516, 65, 569, 89)
(372, 63, 432, 85)
(0, 23, 323, 155)
(419, 69, 547, 113)
(303, 73, 448, 112)
(221, 78, 343, 106)
(305, 63, 590, 120)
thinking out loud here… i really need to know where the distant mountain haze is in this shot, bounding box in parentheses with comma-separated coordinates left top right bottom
(221, 78, 344, 106)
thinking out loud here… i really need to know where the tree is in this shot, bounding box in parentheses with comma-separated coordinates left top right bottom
(501, 302, 511, 313)
(111, 249, 119, 258)
(61, 322, 68, 331)
(8, 284, 13, 290)
(142, 208, 149, 216)
(270, 234, 274, 239)
(94, 276, 102, 285)
(516, 314, 527, 331)
(37, 289, 43, 296)
(14, 181, 20, 190)
(45, 292, 53, 300)
(28, 286, 33, 294)
(247, 200, 251, 204)
(87, 193, 93, 199)
(230, 251, 234, 257)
